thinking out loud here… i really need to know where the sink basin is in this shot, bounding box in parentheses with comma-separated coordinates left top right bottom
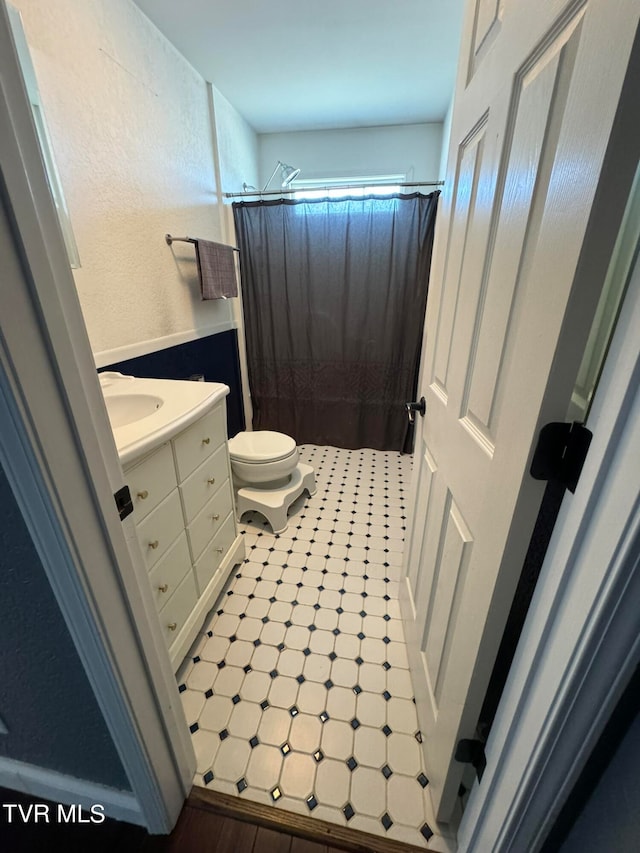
(98, 372, 229, 466)
(104, 393, 164, 429)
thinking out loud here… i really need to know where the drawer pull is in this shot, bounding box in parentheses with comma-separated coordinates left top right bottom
(137, 490, 149, 500)
(158, 584, 169, 593)
(202, 437, 210, 445)
(168, 622, 177, 632)
(211, 513, 220, 521)
(207, 477, 216, 485)
(215, 547, 224, 554)
(149, 540, 159, 549)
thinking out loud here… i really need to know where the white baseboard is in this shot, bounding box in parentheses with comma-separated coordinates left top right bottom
(0, 756, 144, 827)
(93, 321, 238, 369)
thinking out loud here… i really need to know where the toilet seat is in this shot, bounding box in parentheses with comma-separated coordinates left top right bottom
(229, 431, 296, 464)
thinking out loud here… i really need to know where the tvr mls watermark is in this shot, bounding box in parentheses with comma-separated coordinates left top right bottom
(2, 803, 105, 824)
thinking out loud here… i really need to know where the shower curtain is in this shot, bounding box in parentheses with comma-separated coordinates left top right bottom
(232, 192, 439, 452)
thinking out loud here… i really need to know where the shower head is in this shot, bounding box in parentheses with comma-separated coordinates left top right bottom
(263, 160, 301, 192)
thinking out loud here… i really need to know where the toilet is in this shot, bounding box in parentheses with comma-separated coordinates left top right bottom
(228, 430, 316, 535)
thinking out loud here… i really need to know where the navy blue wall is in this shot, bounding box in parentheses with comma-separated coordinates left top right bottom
(0, 465, 129, 789)
(103, 329, 245, 438)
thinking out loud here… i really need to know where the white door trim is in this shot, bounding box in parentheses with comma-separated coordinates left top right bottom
(458, 220, 640, 851)
(0, 1, 194, 832)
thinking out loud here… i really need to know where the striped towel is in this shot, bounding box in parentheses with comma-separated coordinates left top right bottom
(194, 239, 238, 300)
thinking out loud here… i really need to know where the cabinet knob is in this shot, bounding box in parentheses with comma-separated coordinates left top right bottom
(211, 513, 220, 521)
(137, 490, 149, 500)
(202, 437, 210, 445)
(207, 477, 216, 485)
(149, 540, 159, 549)
(158, 584, 168, 593)
(168, 622, 177, 632)
(215, 547, 224, 554)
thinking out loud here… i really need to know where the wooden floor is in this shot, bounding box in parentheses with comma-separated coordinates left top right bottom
(0, 786, 432, 853)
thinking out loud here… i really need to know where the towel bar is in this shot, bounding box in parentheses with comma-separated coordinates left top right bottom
(165, 233, 239, 252)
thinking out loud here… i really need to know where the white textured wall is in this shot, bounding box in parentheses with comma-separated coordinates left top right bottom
(212, 86, 259, 195)
(258, 123, 443, 188)
(12, 0, 231, 360)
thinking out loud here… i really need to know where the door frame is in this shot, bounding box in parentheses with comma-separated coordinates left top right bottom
(0, 2, 194, 832)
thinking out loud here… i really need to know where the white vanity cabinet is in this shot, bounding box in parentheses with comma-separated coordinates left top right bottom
(124, 398, 245, 670)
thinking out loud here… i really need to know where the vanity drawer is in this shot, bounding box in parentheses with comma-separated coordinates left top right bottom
(173, 405, 226, 482)
(148, 532, 192, 613)
(159, 570, 198, 650)
(186, 485, 234, 562)
(126, 442, 176, 522)
(194, 512, 236, 595)
(179, 443, 229, 523)
(137, 489, 183, 570)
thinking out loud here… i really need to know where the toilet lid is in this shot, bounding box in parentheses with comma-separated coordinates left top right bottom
(228, 430, 297, 463)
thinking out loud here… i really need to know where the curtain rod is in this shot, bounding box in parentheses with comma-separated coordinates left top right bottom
(224, 180, 444, 198)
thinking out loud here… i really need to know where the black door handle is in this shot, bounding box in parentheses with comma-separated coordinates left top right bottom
(406, 397, 426, 423)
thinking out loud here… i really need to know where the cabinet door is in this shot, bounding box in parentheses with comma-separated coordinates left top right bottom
(125, 442, 176, 522)
(136, 489, 183, 570)
(148, 532, 192, 612)
(173, 405, 226, 482)
(179, 443, 229, 523)
(193, 512, 236, 595)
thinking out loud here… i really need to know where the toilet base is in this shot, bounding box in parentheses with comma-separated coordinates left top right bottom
(235, 462, 316, 535)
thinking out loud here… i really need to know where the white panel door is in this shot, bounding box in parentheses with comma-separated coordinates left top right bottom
(402, 0, 640, 823)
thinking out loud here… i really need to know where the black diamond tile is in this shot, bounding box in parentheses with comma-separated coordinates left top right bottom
(285, 620, 293, 628)
(237, 777, 248, 794)
(203, 770, 214, 785)
(262, 616, 270, 623)
(383, 614, 391, 622)
(296, 674, 306, 685)
(313, 603, 321, 610)
(303, 647, 312, 656)
(178, 683, 187, 693)
(289, 705, 299, 717)
(249, 735, 260, 749)
(332, 628, 341, 636)
(359, 611, 367, 618)
(189, 722, 199, 734)
(219, 728, 229, 741)
(420, 823, 434, 841)
(382, 690, 391, 701)
(269, 669, 279, 679)
(313, 749, 324, 763)
(383, 636, 391, 644)
(260, 699, 270, 711)
(319, 711, 330, 723)
(346, 756, 358, 771)
(277, 642, 286, 651)
(383, 661, 391, 671)
(328, 651, 337, 661)
(382, 724, 392, 737)
(343, 803, 355, 821)
(243, 665, 252, 674)
(306, 794, 318, 811)
(207, 630, 213, 637)
(382, 764, 393, 779)
(417, 772, 429, 788)
(381, 813, 393, 831)
(324, 679, 334, 689)
(337, 607, 344, 614)
(280, 742, 291, 756)
(357, 632, 365, 640)
(229, 635, 237, 643)
(217, 661, 226, 669)
(308, 624, 317, 632)
(253, 639, 262, 647)
(203, 688, 213, 699)
(350, 718, 361, 730)
(193, 655, 201, 664)
(355, 656, 364, 666)
(352, 684, 362, 695)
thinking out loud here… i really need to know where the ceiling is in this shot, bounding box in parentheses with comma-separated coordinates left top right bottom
(132, 0, 466, 134)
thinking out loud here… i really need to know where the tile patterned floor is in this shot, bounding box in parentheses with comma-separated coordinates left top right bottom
(176, 445, 456, 851)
